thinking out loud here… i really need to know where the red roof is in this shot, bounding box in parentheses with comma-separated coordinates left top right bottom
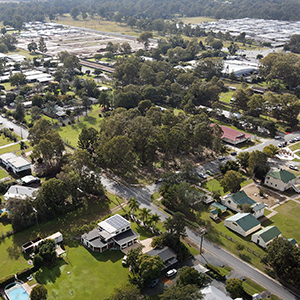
(211, 124, 250, 142)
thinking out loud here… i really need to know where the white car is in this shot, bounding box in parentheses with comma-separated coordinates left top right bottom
(166, 269, 177, 277)
(289, 164, 298, 171)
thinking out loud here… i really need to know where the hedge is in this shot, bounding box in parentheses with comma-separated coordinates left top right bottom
(0, 274, 15, 288)
(205, 263, 226, 281)
(16, 267, 32, 280)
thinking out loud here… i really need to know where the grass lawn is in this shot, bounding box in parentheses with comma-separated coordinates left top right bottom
(289, 142, 300, 152)
(0, 220, 12, 235)
(7, 49, 41, 60)
(265, 200, 300, 243)
(0, 167, 8, 179)
(202, 176, 252, 196)
(177, 16, 217, 24)
(35, 245, 128, 300)
(243, 278, 265, 295)
(219, 90, 235, 104)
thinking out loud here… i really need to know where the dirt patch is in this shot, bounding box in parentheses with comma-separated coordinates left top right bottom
(241, 182, 286, 208)
(140, 238, 154, 253)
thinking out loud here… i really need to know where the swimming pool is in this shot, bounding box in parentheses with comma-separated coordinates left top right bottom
(5, 282, 30, 300)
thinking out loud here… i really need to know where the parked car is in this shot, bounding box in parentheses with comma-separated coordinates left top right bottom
(295, 137, 300, 141)
(198, 173, 207, 179)
(230, 151, 237, 156)
(150, 279, 159, 288)
(274, 136, 281, 140)
(289, 139, 296, 144)
(206, 170, 213, 176)
(122, 255, 127, 266)
(166, 269, 177, 277)
(289, 164, 298, 171)
(218, 156, 225, 161)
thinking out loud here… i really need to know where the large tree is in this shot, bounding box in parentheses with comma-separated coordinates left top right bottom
(164, 212, 187, 239)
(109, 283, 143, 300)
(220, 170, 243, 193)
(177, 266, 206, 288)
(248, 150, 270, 181)
(160, 284, 203, 300)
(225, 278, 245, 299)
(30, 284, 48, 300)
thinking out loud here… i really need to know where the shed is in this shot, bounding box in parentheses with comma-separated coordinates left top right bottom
(251, 226, 281, 248)
(211, 202, 227, 213)
(46, 231, 63, 244)
(209, 208, 219, 220)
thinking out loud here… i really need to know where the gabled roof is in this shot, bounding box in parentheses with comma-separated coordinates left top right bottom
(201, 284, 233, 300)
(267, 169, 295, 183)
(210, 208, 219, 215)
(253, 226, 281, 243)
(231, 190, 256, 206)
(252, 202, 265, 211)
(226, 213, 260, 232)
(211, 202, 227, 211)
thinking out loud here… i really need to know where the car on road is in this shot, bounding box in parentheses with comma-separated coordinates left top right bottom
(150, 279, 159, 288)
(289, 139, 296, 143)
(289, 164, 298, 171)
(274, 136, 281, 139)
(295, 137, 300, 141)
(230, 151, 237, 156)
(198, 173, 207, 179)
(218, 156, 225, 160)
(166, 269, 177, 277)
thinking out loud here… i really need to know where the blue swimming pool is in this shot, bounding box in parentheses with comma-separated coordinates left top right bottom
(5, 282, 30, 300)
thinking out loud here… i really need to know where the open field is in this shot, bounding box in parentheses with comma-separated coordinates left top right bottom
(290, 142, 300, 152)
(177, 16, 217, 24)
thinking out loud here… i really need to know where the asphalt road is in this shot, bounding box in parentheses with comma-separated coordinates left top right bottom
(101, 175, 299, 300)
(0, 116, 29, 139)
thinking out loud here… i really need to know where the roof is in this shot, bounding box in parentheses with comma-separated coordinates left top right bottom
(113, 229, 139, 245)
(225, 213, 260, 232)
(7, 156, 31, 168)
(4, 185, 39, 201)
(19, 175, 40, 184)
(0, 152, 18, 162)
(231, 190, 256, 206)
(267, 169, 296, 183)
(98, 214, 130, 234)
(211, 202, 227, 211)
(252, 202, 265, 211)
(201, 284, 233, 300)
(214, 125, 250, 142)
(288, 238, 298, 246)
(193, 264, 209, 274)
(147, 246, 177, 262)
(210, 209, 219, 215)
(253, 226, 281, 243)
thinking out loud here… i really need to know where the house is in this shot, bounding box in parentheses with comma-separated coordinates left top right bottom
(288, 238, 298, 247)
(4, 185, 39, 205)
(213, 124, 251, 145)
(224, 213, 261, 237)
(81, 214, 140, 253)
(251, 226, 281, 248)
(264, 169, 296, 192)
(209, 208, 219, 220)
(147, 246, 178, 272)
(17, 175, 40, 186)
(0, 152, 31, 175)
(211, 202, 227, 213)
(200, 284, 233, 300)
(222, 190, 265, 218)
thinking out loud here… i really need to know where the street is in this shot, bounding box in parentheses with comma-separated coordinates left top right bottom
(0, 116, 29, 139)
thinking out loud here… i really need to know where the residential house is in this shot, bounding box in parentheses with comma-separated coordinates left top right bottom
(224, 213, 261, 237)
(216, 125, 251, 145)
(147, 246, 178, 272)
(211, 202, 227, 213)
(0, 152, 31, 175)
(81, 214, 140, 253)
(222, 190, 265, 218)
(209, 208, 219, 220)
(4, 185, 39, 206)
(251, 226, 281, 248)
(264, 169, 296, 192)
(200, 284, 233, 300)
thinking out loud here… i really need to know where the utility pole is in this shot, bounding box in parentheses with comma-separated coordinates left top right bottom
(200, 229, 206, 255)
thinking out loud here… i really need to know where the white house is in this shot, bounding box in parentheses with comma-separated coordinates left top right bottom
(0, 152, 31, 174)
(81, 214, 140, 253)
(251, 226, 281, 248)
(4, 185, 39, 204)
(264, 169, 296, 192)
(224, 213, 261, 237)
(200, 284, 233, 300)
(222, 190, 265, 218)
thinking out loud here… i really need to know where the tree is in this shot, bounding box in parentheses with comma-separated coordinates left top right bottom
(210, 40, 223, 50)
(149, 213, 160, 231)
(78, 127, 99, 155)
(30, 284, 48, 300)
(31, 106, 42, 121)
(262, 237, 300, 285)
(194, 58, 224, 80)
(38, 37, 47, 55)
(70, 7, 80, 20)
(248, 150, 270, 181)
(225, 278, 245, 299)
(284, 34, 300, 54)
(28, 41, 37, 53)
(109, 283, 142, 300)
(177, 266, 206, 288)
(9, 73, 26, 87)
(1, 27, 6, 35)
(160, 284, 203, 300)
(120, 42, 132, 54)
(34, 239, 56, 266)
(220, 170, 243, 193)
(236, 152, 250, 172)
(82, 95, 91, 116)
(137, 32, 153, 50)
(164, 212, 186, 239)
(219, 160, 239, 175)
(14, 101, 25, 121)
(263, 144, 279, 157)
(128, 197, 139, 218)
(139, 207, 151, 225)
(228, 43, 239, 55)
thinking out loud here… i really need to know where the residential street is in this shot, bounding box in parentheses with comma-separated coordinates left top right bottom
(101, 175, 300, 300)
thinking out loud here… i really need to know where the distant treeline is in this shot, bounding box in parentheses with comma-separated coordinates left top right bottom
(1, 0, 300, 30)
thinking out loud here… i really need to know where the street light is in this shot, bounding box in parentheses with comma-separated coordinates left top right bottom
(199, 229, 206, 255)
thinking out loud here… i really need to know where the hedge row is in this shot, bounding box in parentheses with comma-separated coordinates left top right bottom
(16, 267, 32, 280)
(0, 274, 15, 288)
(0, 267, 35, 288)
(205, 263, 226, 281)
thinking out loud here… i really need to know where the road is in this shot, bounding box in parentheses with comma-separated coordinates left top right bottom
(0, 116, 29, 139)
(101, 175, 299, 300)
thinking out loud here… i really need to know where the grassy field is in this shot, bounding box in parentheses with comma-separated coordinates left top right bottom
(289, 142, 300, 152)
(7, 49, 41, 60)
(264, 200, 300, 243)
(36, 245, 128, 300)
(56, 105, 103, 147)
(219, 90, 235, 104)
(202, 176, 252, 196)
(177, 16, 216, 24)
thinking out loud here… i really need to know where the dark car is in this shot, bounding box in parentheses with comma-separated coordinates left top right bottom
(150, 279, 159, 288)
(231, 151, 237, 156)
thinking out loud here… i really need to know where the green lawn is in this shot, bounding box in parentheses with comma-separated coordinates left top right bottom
(265, 200, 300, 243)
(243, 278, 265, 295)
(289, 142, 300, 152)
(219, 90, 235, 104)
(202, 176, 252, 196)
(36, 245, 128, 300)
(177, 16, 217, 24)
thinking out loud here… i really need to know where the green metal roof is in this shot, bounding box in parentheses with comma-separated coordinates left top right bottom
(267, 169, 296, 183)
(288, 238, 298, 246)
(211, 202, 227, 211)
(254, 226, 281, 243)
(226, 213, 260, 232)
(210, 209, 219, 215)
(231, 190, 256, 206)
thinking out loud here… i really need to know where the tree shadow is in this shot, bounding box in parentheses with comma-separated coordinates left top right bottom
(260, 218, 274, 227)
(6, 245, 22, 260)
(87, 248, 124, 263)
(82, 116, 97, 125)
(35, 258, 66, 284)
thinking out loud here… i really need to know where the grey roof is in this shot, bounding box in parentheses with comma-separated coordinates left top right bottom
(113, 229, 139, 245)
(98, 214, 130, 234)
(82, 228, 108, 248)
(147, 246, 177, 262)
(252, 202, 265, 211)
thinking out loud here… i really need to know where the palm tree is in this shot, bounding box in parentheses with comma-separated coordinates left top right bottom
(128, 197, 139, 219)
(149, 213, 160, 231)
(139, 208, 151, 226)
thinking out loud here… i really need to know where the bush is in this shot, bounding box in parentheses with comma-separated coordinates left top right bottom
(205, 263, 226, 281)
(30, 284, 48, 300)
(16, 267, 32, 280)
(1, 211, 8, 218)
(0, 274, 15, 288)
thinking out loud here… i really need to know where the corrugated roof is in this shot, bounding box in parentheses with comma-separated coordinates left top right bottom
(226, 213, 260, 232)
(253, 226, 281, 243)
(267, 169, 295, 183)
(231, 190, 256, 206)
(211, 202, 227, 211)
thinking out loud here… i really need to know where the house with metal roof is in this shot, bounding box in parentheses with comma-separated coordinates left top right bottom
(251, 226, 281, 248)
(200, 284, 233, 300)
(209, 208, 219, 220)
(81, 214, 140, 253)
(224, 213, 261, 237)
(147, 246, 178, 272)
(0, 152, 31, 175)
(222, 190, 265, 218)
(264, 169, 296, 192)
(4, 185, 39, 207)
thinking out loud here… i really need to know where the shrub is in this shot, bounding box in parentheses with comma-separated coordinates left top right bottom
(1, 211, 8, 218)
(0, 274, 15, 288)
(205, 263, 225, 281)
(16, 267, 32, 280)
